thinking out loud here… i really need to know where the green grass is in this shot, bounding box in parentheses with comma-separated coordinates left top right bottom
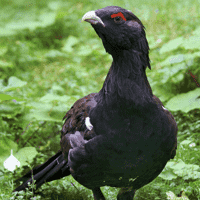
(0, 0, 200, 199)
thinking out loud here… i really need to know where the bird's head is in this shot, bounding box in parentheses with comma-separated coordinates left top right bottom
(82, 6, 150, 69)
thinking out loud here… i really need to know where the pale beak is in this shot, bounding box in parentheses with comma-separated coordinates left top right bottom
(82, 10, 105, 27)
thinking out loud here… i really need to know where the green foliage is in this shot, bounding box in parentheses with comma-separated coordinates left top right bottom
(62, 36, 79, 53)
(1, 76, 27, 92)
(160, 160, 200, 181)
(23, 94, 75, 122)
(149, 26, 200, 112)
(166, 191, 189, 200)
(15, 147, 38, 167)
(166, 88, 200, 112)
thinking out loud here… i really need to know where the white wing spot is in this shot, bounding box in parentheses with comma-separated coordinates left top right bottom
(85, 117, 93, 130)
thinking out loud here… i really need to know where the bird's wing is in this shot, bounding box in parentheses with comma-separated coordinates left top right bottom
(60, 93, 98, 162)
(61, 93, 97, 140)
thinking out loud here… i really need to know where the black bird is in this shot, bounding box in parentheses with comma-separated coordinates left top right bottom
(13, 6, 177, 200)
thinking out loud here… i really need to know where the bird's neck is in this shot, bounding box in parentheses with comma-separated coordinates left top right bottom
(89, 49, 153, 131)
(99, 49, 153, 108)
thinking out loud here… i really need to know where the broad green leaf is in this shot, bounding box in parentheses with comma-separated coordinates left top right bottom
(0, 138, 18, 157)
(45, 50, 66, 58)
(15, 147, 38, 167)
(62, 36, 79, 52)
(168, 160, 200, 180)
(166, 88, 200, 112)
(0, 94, 23, 102)
(159, 170, 177, 180)
(77, 45, 93, 56)
(160, 31, 200, 53)
(77, 39, 103, 56)
(3, 12, 55, 34)
(159, 54, 185, 66)
(169, 160, 186, 171)
(160, 37, 184, 54)
(180, 139, 192, 145)
(6, 21, 43, 31)
(51, 84, 64, 93)
(24, 100, 70, 122)
(171, 63, 186, 75)
(40, 94, 71, 103)
(2, 76, 27, 92)
(182, 36, 200, 50)
(159, 52, 200, 67)
(0, 60, 13, 69)
(39, 12, 56, 26)
(171, 73, 184, 83)
(0, 101, 23, 118)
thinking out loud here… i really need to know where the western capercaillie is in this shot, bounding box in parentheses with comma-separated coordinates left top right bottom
(13, 6, 177, 200)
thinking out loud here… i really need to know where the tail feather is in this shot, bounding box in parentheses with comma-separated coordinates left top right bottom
(13, 150, 70, 192)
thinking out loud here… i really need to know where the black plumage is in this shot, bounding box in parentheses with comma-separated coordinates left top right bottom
(13, 6, 177, 200)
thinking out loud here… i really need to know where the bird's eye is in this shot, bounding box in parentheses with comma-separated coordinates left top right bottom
(111, 12, 126, 23)
(114, 16, 123, 23)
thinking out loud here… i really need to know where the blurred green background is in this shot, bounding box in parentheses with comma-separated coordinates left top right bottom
(0, 0, 200, 199)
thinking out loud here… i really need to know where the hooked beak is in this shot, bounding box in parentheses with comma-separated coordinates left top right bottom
(82, 10, 105, 27)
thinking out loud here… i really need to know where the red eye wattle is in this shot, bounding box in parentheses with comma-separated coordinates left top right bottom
(111, 12, 126, 21)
